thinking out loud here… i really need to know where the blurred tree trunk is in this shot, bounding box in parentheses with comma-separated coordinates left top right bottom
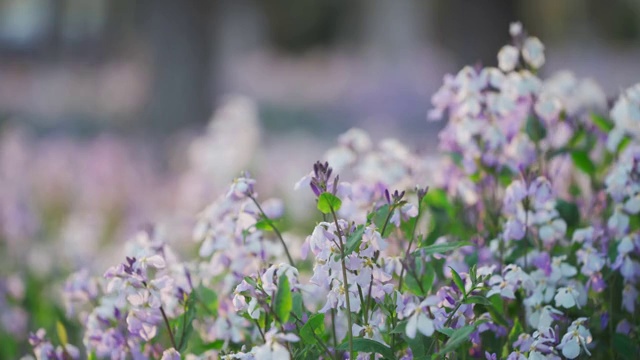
(431, 0, 517, 68)
(140, 0, 214, 134)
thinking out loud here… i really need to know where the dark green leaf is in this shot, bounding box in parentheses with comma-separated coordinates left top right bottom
(275, 275, 292, 324)
(371, 204, 394, 237)
(487, 295, 509, 327)
(526, 115, 547, 142)
(292, 292, 304, 320)
(175, 293, 197, 351)
(344, 225, 366, 256)
(435, 325, 476, 357)
(463, 295, 492, 306)
(571, 150, 596, 175)
(299, 313, 325, 345)
(337, 338, 396, 359)
(404, 262, 435, 296)
(613, 333, 639, 360)
(317, 192, 342, 214)
(449, 267, 465, 295)
(437, 328, 454, 337)
(556, 200, 580, 229)
(413, 241, 473, 257)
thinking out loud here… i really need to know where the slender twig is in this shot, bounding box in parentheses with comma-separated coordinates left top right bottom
(253, 319, 267, 343)
(160, 306, 178, 350)
(291, 313, 334, 359)
(399, 207, 424, 291)
(329, 205, 355, 360)
(248, 195, 295, 267)
(330, 307, 339, 360)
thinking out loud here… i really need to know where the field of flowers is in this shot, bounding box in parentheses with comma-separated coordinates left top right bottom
(3, 23, 640, 359)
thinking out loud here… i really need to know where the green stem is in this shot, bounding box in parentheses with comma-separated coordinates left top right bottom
(160, 306, 178, 350)
(329, 205, 355, 360)
(249, 195, 295, 267)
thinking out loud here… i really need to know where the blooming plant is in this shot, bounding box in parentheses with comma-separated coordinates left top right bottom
(21, 23, 640, 359)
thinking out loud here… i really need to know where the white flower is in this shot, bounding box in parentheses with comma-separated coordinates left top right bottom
(610, 83, 640, 141)
(510, 22, 523, 37)
(554, 284, 585, 309)
(558, 318, 592, 359)
(522, 37, 545, 68)
(534, 94, 562, 122)
(404, 296, 438, 339)
(498, 45, 520, 72)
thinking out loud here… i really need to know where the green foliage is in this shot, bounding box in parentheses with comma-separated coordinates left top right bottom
(413, 241, 473, 257)
(526, 115, 547, 142)
(434, 325, 476, 358)
(591, 113, 614, 133)
(292, 292, 304, 320)
(175, 293, 197, 351)
(337, 338, 396, 359)
(404, 261, 435, 296)
(571, 150, 596, 175)
(613, 333, 639, 360)
(299, 313, 325, 345)
(275, 275, 292, 324)
(344, 225, 365, 256)
(556, 200, 581, 230)
(317, 192, 342, 214)
(449, 267, 465, 296)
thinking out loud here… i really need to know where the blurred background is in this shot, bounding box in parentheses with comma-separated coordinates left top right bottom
(1, 0, 639, 139)
(0, 1, 639, 356)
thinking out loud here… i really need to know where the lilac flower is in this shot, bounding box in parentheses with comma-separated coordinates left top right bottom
(558, 318, 592, 359)
(402, 296, 438, 339)
(161, 348, 181, 360)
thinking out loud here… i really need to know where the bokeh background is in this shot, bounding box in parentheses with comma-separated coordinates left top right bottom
(0, 1, 639, 357)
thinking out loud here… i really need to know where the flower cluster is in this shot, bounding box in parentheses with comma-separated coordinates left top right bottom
(22, 22, 640, 360)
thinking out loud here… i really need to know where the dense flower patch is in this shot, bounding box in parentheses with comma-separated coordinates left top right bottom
(19, 23, 640, 359)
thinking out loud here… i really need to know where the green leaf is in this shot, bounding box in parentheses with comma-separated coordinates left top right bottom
(501, 318, 524, 357)
(437, 328, 454, 337)
(337, 338, 396, 359)
(526, 115, 547, 142)
(196, 285, 218, 314)
(176, 294, 197, 351)
(487, 295, 509, 327)
(413, 241, 473, 257)
(254, 218, 275, 231)
(344, 225, 366, 256)
(435, 325, 476, 358)
(591, 113, 614, 133)
(317, 192, 342, 214)
(292, 292, 304, 320)
(571, 150, 595, 175)
(463, 295, 492, 306)
(404, 262, 435, 296)
(613, 333, 639, 360)
(556, 200, 580, 229)
(243, 276, 259, 289)
(449, 267, 465, 296)
(56, 321, 68, 346)
(371, 204, 394, 237)
(299, 313, 325, 345)
(275, 275, 292, 324)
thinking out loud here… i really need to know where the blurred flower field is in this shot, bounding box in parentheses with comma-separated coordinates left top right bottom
(2, 23, 640, 359)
